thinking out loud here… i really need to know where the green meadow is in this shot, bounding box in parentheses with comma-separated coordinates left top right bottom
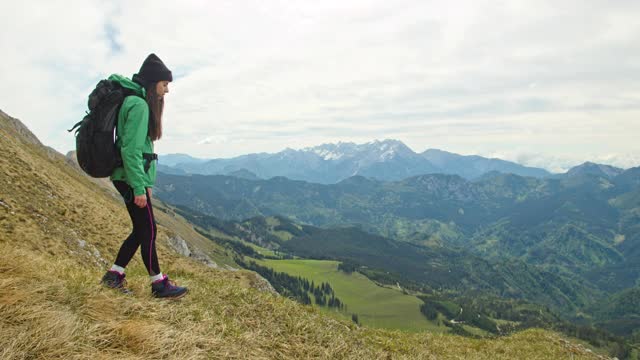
(256, 258, 443, 332)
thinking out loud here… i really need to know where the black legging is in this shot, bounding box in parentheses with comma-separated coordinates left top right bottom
(112, 180, 161, 275)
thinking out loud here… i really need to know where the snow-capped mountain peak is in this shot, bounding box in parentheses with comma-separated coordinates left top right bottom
(300, 139, 414, 162)
(312, 148, 344, 160)
(303, 141, 359, 161)
(364, 139, 415, 161)
(379, 147, 396, 161)
(303, 139, 416, 162)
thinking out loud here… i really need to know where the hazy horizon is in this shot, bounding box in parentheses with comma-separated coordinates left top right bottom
(155, 137, 630, 174)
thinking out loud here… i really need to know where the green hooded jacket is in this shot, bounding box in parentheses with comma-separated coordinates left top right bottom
(108, 74, 156, 196)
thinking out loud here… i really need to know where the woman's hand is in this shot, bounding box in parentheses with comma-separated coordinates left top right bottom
(147, 188, 153, 198)
(134, 194, 147, 208)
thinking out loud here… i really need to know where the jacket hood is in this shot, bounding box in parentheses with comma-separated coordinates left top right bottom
(107, 74, 146, 97)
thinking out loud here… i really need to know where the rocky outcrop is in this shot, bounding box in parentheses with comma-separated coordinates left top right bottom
(244, 271, 277, 295)
(168, 234, 191, 257)
(167, 234, 219, 269)
(192, 251, 219, 269)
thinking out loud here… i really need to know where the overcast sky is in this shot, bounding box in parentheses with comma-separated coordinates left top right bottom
(1, 0, 639, 172)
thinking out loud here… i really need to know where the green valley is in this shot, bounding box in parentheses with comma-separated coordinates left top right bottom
(254, 258, 442, 332)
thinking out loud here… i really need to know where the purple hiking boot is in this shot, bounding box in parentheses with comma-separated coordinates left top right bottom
(101, 270, 133, 294)
(151, 275, 188, 299)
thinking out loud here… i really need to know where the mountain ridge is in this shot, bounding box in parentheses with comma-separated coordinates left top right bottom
(159, 139, 571, 183)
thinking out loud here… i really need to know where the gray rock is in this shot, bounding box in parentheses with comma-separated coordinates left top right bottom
(191, 251, 219, 269)
(0, 199, 10, 209)
(168, 235, 191, 257)
(167, 234, 222, 269)
(247, 272, 278, 294)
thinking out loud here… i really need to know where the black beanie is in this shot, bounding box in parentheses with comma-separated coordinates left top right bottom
(132, 53, 173, 87)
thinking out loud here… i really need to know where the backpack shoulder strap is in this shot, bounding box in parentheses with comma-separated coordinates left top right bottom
(120, 86, 145, 99)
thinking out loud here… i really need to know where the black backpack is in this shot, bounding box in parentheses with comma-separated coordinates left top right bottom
(69, 80, 139, 178)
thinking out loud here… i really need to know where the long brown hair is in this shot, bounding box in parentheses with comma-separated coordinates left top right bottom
(146, 83, 164, 141)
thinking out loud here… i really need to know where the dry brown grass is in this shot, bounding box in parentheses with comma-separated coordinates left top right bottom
(0, 113, 607, 359)
(0, 243, 607, 360)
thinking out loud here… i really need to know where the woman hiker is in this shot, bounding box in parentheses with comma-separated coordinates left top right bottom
(100, 53, 188, 299)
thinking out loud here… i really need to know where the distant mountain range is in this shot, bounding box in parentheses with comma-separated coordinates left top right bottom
(158, 139, 624, 183)
(154, 165, 640, 337)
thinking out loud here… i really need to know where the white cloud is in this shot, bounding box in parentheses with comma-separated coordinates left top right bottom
(1, 0, 639, 170)
(197, 135, 228, 145)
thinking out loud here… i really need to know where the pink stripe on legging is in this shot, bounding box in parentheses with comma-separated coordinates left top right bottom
(146, 200, 155, 275)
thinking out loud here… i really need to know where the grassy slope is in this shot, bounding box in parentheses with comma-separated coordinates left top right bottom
(0, 112, 605, 359)
(257, 259, 441, 332)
